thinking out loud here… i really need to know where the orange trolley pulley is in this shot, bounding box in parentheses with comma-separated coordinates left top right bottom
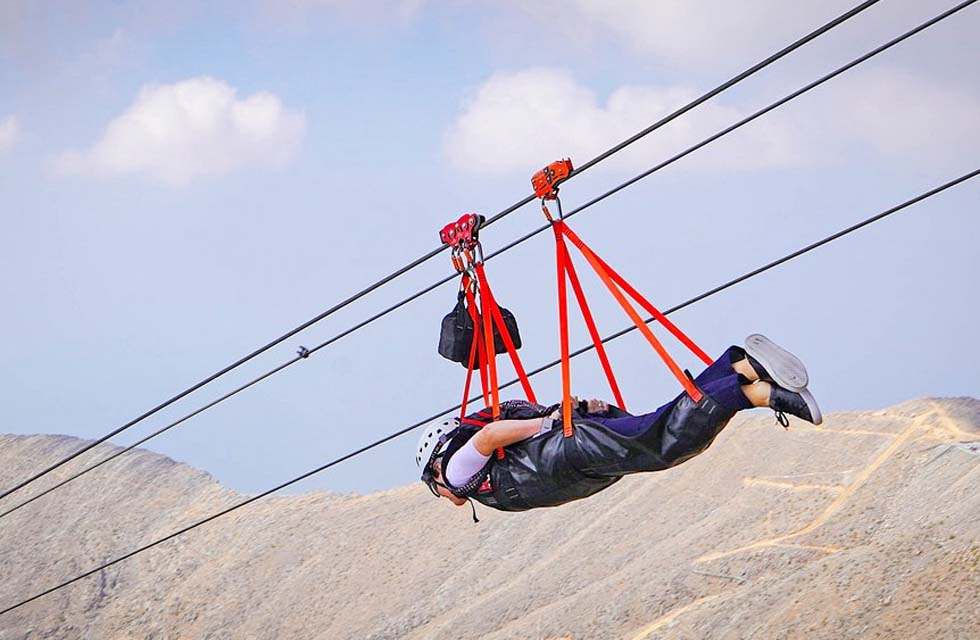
(532, 158, 573, 201)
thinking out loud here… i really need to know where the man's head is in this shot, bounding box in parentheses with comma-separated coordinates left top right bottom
(416, 417, 465, 505)
(428, 458, 467, 506)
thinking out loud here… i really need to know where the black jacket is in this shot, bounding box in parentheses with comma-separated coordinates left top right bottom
(442, 392, 735, 512)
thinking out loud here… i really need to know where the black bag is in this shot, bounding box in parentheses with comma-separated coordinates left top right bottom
(438, 293, 522, 369)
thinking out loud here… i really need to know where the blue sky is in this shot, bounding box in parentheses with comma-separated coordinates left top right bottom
(1, 0, 978, 498)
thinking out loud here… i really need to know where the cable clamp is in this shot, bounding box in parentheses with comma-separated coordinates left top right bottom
(297, 346, 310, 359)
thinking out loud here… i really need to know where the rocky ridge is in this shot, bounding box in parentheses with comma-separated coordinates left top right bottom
(0, 397, 978, 639)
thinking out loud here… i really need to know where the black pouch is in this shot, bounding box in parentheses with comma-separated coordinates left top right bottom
(438, 293, 522, 369)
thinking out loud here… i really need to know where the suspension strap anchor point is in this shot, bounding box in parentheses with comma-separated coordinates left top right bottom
(541, 199, 555, 223)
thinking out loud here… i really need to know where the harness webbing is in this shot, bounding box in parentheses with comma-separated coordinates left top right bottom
(551, 219, 712, 437)
(476, 263, 537, 404)
(454, 262, 537, 459)
(557, 234, 626, 411)
(553, 227, 574, 436)
(478, 266, 501, 421)
(460, 277, 489, 417)
(580, 238, 713, 367)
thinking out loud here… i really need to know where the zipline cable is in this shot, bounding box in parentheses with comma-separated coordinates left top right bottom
(3, 165, 977, 617)
(484, 0, 980, 262)
(0, 359, 302, 521)
(0, 0, 882, 504)
(483, 0, 883, 223)
(0, 0, 965, 520)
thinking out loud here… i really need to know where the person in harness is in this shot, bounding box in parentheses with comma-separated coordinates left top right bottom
(416, 334, 821, 514)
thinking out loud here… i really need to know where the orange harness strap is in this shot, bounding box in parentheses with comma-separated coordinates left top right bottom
(532, 157, 710, 438)
(474, 263, 538, 406)
(466, 285, 491, 406)
(558, 235, 627, 411)
(478, 270, 501, 421)
(460, 279, 490, 419)
(552, 220, 713, 438)
(443, 216, 537, 458)
(473, 262, 539, 458)
(478, 285, 506, 460)
(553, 226, 574, 437)
(558, 221, 704, 403)
(583, 243, 713, 367)
(459, 310, 480, 420)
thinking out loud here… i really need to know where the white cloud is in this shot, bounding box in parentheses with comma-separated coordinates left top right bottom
(0, 115, 19, 153)
(509, 0, 852, 70)
(54, 76, 305, 186)
(832, 68, 980, 161)
(444, 68, 802, 175)
(583, 0, 833, 64)
(445, 65, 980, 177)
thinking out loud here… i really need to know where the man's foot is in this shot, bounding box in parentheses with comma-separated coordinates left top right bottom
(769, 385, 823, 426)
(744, 333, 809, 391)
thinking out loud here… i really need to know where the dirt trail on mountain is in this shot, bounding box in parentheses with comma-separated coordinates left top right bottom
(1, 397, 977, 639)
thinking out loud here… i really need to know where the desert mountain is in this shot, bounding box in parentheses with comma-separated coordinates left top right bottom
(1, 397, 978, 639)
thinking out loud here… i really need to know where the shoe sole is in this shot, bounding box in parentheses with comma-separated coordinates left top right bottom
(800, 388, 823, 425)
(744, 333, 809, 391)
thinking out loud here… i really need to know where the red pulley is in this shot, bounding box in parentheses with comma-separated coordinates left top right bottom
(439, 213, 485, 251)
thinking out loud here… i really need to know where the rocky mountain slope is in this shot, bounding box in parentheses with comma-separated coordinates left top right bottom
(1, 397, 978, 639)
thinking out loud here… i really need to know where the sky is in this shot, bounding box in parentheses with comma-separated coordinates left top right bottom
(1, 0, 978, 499)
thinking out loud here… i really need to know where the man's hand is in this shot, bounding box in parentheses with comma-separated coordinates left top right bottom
(551, 396, 609, 419)
(586, 398, 609, 414)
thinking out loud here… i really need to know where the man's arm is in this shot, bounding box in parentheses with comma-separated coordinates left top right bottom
(471, 418, 545, 456)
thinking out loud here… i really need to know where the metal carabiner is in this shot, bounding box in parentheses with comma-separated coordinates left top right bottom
(451, 248, 466, 273)
(540, 193, 564, 223)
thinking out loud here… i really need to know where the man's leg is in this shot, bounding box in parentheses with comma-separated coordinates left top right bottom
(588, 346, 752, 437)
(691, 346, 748, 387)
(700, 373, 754, 412)
(689, 346, 757, 413)
(706, 339, 823, 425)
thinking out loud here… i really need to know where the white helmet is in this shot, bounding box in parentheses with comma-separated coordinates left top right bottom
(415, 417, 458, 478)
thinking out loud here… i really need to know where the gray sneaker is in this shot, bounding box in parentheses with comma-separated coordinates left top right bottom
(744, 333, 809, 392)
(769, 385, 823, 426)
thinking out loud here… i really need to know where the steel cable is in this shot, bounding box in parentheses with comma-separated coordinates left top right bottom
(0, 0, 883, 504)
(1, 0, 968, 520)
(3, 165, 977, 617)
